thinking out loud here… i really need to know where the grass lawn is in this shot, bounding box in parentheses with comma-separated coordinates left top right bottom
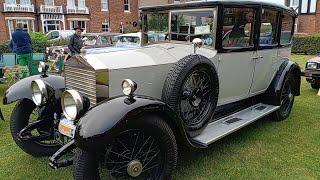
(0, 54, 319, 179)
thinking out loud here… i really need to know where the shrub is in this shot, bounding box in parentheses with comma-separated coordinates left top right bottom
(292, 34, 320, 55)
(29, 32, 50, 53)
(0, 41, 10, 53)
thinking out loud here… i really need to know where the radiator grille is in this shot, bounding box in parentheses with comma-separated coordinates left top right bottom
(65, 65, 97, 106)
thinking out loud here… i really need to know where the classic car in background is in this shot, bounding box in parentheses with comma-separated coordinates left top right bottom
(46, 32, 121, 59)
(46, 30, 75, 42)
(304, 56, 320, 89)
(2, 1, 301, 179)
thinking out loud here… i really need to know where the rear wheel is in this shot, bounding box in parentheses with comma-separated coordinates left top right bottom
(74, 115, 178, 180)
(271, 74, 295, 121)
(10, 99, 61, 157)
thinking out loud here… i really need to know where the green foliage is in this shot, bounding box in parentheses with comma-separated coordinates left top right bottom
(29, 32, 50, 53)
(0, 41, 10, 53)
(292, 34, 320, 55)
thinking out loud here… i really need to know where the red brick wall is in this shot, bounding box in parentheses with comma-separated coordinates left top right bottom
(296, 0, 320, 34)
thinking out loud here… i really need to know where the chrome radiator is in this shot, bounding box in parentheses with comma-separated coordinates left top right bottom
(64, 65, 97, 106)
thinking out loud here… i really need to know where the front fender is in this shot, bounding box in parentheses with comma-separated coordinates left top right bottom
(3, 75, 65, 105)
(75, 95, 198, 152)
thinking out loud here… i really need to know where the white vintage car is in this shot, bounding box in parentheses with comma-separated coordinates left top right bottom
(3, 0, 301, 179)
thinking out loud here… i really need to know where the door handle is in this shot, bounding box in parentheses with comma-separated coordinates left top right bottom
(251, 56, 263, 60)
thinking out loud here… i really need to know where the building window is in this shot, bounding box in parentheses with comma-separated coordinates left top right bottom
(124, 0, 130, 12)
(44, 20, 61, 33)
(101, 0, 108, 11)
(70, 20, 86, 30)
(44, 0, 54, 6)
(300, 0, 317, 13)
(78, 0, 85, 9)
(16, 19, 29, 31)
(8, 20, 14, 39)
(20, 0, 30, 5)
(290, 0, 299, 7)
(5, 0, 16, 4)
(67, 0, 75, 7)
(102, 22, 109, 32)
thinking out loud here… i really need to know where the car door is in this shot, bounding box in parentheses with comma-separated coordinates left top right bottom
(250, 8, 280, 95)
(217, 6, 259, 105)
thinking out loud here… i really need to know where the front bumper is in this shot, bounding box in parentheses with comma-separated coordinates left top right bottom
(304, 69, 320, 84)
(49, 140, 76, 169)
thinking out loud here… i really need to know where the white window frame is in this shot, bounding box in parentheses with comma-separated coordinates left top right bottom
(44, 0, 54, 6)
(78, 0, 86, 9)
(8, 20, 14, 39)
(5, 0, 16, 4)
(290, 0, 299, 8)
(124, 0, 130, 12)
(67, 0, 75, 8)
(70, 20, 76, 30)
(20, 0, 31, 5)
(102, 22, 109, 32)
(101, 0, 108, 11)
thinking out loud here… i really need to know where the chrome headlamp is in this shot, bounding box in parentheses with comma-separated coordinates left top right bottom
(61, 90, 84, 121)
(38, 61, 47, 73)
(122, 79, 137, 96)
(307, 62, 318, 69)
(31, 79, 48, 106)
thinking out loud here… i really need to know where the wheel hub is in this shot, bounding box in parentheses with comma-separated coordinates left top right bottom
(190, 88, 203, 107)
(127, 160, 143, 177)
(288, 93, 293, 101)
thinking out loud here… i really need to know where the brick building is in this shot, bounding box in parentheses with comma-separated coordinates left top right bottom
(286, 0, 319, 34)
(0, 0, 139, 42)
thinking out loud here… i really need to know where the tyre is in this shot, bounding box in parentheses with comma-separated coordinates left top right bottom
(271, 74, 295, 121)
(162, 55, 219, 137)
(311, 83, 320, 89)
(74, 115, 178, 180)
(10, 99, 61, 157)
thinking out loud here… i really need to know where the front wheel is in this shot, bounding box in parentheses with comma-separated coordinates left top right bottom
(271, 74, 295, 121)
(10, 99, 61, 157)
(74, 115, 178, 180)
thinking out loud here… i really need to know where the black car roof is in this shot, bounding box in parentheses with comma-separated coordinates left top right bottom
(140, 0, 296, 15)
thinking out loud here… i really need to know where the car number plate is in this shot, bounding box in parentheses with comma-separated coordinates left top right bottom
(58, 118, 76, 138)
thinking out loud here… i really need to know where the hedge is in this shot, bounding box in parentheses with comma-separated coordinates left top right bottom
(292, 34, 320, 55)
(0, 32, 69, 54)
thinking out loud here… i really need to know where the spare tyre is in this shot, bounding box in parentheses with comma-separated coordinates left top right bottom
(162, 55, 219, 137)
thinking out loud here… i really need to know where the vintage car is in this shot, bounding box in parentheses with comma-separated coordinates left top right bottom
(2, 0, 301, 179)
(304, 56, 320, 89)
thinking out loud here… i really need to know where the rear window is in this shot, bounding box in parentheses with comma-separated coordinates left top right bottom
(280, 12, 294, 45)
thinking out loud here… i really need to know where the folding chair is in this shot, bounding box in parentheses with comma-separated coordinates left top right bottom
(1, 53, 22, 86)
(0, 55, 6, 83)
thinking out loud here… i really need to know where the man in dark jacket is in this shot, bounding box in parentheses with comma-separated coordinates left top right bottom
(9, 23, 34, 74)
(68, 26, 84, 56)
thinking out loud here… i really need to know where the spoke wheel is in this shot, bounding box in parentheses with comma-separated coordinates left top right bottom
(10, 99, 61, 157)
(271, 74, 295, 121)
(74, 115, 178, 180)
(100, 129, 163, 179)
(180, 69, 214, 127)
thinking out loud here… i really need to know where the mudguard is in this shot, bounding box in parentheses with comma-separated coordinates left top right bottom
(3, 75, 65, 105)
(74, 95, 201, 152)
(264, 60, 301, 106)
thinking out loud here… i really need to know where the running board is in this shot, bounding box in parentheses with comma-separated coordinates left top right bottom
(192, 103, 279, 147)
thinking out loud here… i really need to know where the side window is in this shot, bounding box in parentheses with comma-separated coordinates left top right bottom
(222, 8, 255, 48)
(260, 9, 279, 47)
(280, 12, 294, 45)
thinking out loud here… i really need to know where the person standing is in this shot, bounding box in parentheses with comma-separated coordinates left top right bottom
(9, 23, 35, 75)
(68, 26, 84, 56)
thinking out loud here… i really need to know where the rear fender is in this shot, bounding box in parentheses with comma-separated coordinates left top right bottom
(264, 60, 301, 106)
(74, 95, 203, 152)
(3, 75, 65, 105)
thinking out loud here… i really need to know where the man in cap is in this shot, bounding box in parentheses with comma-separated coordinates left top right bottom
(68, 26, 84, 56)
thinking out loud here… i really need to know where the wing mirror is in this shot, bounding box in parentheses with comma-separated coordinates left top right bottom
(192, 38, 203, 53)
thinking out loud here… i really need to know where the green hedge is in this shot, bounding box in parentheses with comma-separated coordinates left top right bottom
(0, 32, 69, 54)
(292, 34, 320, 55)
